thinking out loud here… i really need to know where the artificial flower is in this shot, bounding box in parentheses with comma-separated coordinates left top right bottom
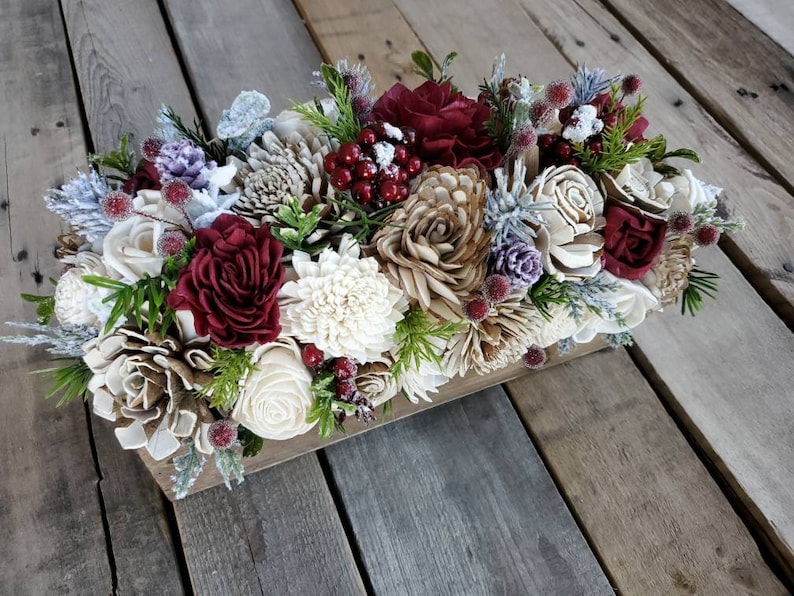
(602, 203, 667, 280)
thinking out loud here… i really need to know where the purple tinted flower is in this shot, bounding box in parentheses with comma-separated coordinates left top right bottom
(155, 140, 215, 190)
(488, 240, 543, 288)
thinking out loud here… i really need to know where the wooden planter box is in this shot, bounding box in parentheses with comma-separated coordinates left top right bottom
(140, 339, 607, 499)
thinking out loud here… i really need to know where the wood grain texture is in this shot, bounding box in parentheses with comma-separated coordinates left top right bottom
(144, 341, 606, 497)
(294, 0, 425, 92)
(324, 385, 612, 595)
(174, 455, 365, 595)
(600, 0, 794, 205)
(508, 349, 787, 594)
(60, 0, 195, 591)
(511, 0, 794, 324)
(724, 0, 794, 55)
(164, 0, 325, 127)
(0, 0, 111, 593)
(61, 0, 195, 151)
(631, 246, 794, 581)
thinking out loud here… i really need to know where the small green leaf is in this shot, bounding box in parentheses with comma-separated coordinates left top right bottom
(238, 426, 264, 458)
(440, 52, 458, 80)
(662, 148, 701, 163)
(411, 50, 435, 80)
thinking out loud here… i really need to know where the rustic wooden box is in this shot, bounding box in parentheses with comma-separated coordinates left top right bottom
(140, 339, 606, 499)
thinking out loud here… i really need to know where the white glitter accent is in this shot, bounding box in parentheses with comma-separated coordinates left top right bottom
(372, 141, 396, 170)
(382, 122, 404, 141)
(562, 104, 604, 144)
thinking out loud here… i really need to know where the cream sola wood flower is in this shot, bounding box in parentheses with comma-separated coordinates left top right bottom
(641, 236, 695, 307)
(278, 234, 408, 363)
(84, 326, 215, 461)
(54, 251, 116, 328)
(368, 166, 491, 321)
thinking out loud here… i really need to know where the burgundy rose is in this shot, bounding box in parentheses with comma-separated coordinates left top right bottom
(603, 204, 667, 280)
(122, 161, 161, 195)
(371, 81, 502, 171)
(167, 214, 284, 348)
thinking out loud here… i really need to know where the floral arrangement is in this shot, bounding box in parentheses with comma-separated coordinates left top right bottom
(2, 53, 742, 498)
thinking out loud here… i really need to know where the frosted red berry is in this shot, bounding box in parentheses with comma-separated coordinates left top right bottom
(379, 180, 401, 203)
(482, 274, 512, 303)
(330, 167, 354, 191)
(669, 211, 695, 234)
(161, 179, 192, 208)
(354, 159, 378, 180)
(554, 141, 573, 160)
(101, 191, 134, 222)
(338, 141, 362, 166)
(333, 357, 358, 380)
(622, 74, 642, 96)
(544, 80, 574, 109)
(510, 125, 538, 153)
(522, 346, 548, 369)
(530, 101, 554, 125)
(140, 137, 163, 161)
(406, 155, 423, 177)
(301, 343, 325, 368)
(335, 379, 356, 399)
(463, 298, 490, 323)
(157, 230, 188, 256)
(352, 180, 374, 203)
(208, 420, 238, 450)
(694, 223, 720, 246)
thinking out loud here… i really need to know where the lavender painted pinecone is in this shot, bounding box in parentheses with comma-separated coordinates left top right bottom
(155, 140, 215, 190)
(488, 240, 543, 288)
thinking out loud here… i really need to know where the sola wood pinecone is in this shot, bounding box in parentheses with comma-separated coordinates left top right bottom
(368, 166, 491, 321)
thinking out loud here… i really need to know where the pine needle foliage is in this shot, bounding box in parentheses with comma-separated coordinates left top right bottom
(160, 106, 230, 164)
(306, 371, 357, 439)
(323, 195, 402, 243)
(32, 359, 93, 407)
(680, 268, 719, 316)
(197, 347, 255, 410)
(292, 64, 361, 143)
(391, 308, 462, 378)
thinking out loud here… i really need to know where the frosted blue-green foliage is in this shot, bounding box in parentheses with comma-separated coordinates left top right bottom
(1, 323, 98, 357)
(44, 169, 113, 243)
(216, 91, 273, 152)
(155, 104, 181, 143)
(571, 65, 618, 105)
(605, 331, 634, 348)
(171, 439, 207, 500)
(215, 447, 245, 490)
(559, 274, 629, 326)
(484, 163, 552, 245)
(557, 336, 577, 356)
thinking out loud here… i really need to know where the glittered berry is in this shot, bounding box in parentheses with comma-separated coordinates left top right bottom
(208, 419, 238, 450)
(352, 180, 374, 204)
(301, 343, 325, 368)
(668, 211, 695, 234)
(379, 180, 401, 203)
(406, 155, 423, 177)
(336, 379, 356, 399)
(622, 74, 642, 96)
(530, 101, 554, 125)
(602, 112, 619, 129)
(323, 153, 339, 173)
(510, 125, 537, 153)
(161, 179, 192, 208)
(101, 191, 134, 222)
(140, 137, 163, 161)
(393, 144, 409, 165)
(402, 127, 416, 147)
(544, 80, 574, 109)
(522, 346, 547, 369)
(338, 142, 362, 166)
(554, 141, 573, 160)
(357, 128, 377, 147)
(354, 159, 378, 180)
(482, 274, 512, 303)
(463, 298, 490, 323)
(588, 139, 603, 155)
(157, 230, 188, 256)
(694, 223, 720, 246)
(333, 357, 358, 380)
(378, 164, 400, 182)
(330, 167, 353, 191)
(537, 134, 556, 151)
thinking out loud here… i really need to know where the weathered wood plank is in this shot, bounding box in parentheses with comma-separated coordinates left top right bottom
(599, 0, 794, 215)
(293, 0, 425, 92)
(60, 0, 196, 591)
(724, 0, 794, 56)
(507, 349, 787, 594)
(324, 386, 612, 594)
(143, 340, 605, 496)
(174, 455, 366, 595)
(0, 0, 111, 593)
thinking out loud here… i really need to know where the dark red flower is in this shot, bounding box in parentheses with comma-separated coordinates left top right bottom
(122, 160, 161, 195)
(603, 204, 667, 280)
(590, 93, 648, 141)
(166, 214, 284, 348)
(371, 81, 501, 171)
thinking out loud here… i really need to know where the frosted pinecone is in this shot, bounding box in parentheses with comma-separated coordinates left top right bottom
(155, 140, 215, 190)
(228, 130, 338, 225)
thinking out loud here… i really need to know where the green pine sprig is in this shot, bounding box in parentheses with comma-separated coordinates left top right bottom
(323, 195, 403, 243)
(391, 308, 463, 378)
(89, 133, 136, 180)
(161, 106, 230, 165)
(306, 371, 357, 439)
(32, 359, 93, 407)
(197, 347, 255, 410)
(82, 274, 177, 335)
(680, 268, 719, 316)
(271, 196, 328, 254)
(478, 77, 514, 152)
(292, 64, 361, 143)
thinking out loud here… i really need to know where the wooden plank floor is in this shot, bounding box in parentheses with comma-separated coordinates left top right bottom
(1, 0, 792, 594)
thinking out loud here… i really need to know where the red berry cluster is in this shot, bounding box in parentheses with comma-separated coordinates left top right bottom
(323, 122, 423, 208)
(537, 132, 600, 169)
(300, 344, 361, 400)
(462, 274, 513, 323)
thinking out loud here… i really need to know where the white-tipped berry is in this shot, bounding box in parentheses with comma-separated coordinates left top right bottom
(481, 274, 512, 303)
(694, 223, 720, 246)
(161, 179, 192, 208)
(463, 298, 490, 323)
(101, 191, 134, 222)
(522, 346, 548, 369)
(208, 420, 238, 450)
(544, 80, 574, 108)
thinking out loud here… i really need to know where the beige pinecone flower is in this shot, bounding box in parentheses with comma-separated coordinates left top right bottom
(443, 291, 547, 377)
(368, 166, 491, 320)
(643, 236, 695, 306)
(228, 130, 337, 224)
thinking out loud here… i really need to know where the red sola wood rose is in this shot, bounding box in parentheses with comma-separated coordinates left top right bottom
(371, 80, 502, 171)
(602, 204, 667, 280)
(167, 214, 284, 348)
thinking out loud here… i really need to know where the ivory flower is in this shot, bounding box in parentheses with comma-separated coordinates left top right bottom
(231, 337, 315, 440)
(54, 251, 115, 328)
(600, 157, 675, 214)
(667, 169, 720, 214)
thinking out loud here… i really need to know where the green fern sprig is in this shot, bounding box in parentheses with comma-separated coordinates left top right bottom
(197, 347, 255, 410)
(391, 308, 463, 378)
(32, 359, 93, 407)
(680, 268, 720, 316)
(292, 64, 361, 143)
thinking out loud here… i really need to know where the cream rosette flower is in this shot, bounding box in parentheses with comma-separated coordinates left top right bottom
(272, 99, 338, 141)
(102, 190, 188, 282)
(534, 302, 580, 349)
(231, 337, 315, 440)
(641, 236, 695, 306)
(667, 169, 720, 214)
(54, 251, 116, 327)
(530, 165, 605, 280)
(355, 361, 399, 407)
(600, 157, 675, 214)
(278, 234, 408, 362)
(572, 272, 660, 344)
(397, 357, 449, 404)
